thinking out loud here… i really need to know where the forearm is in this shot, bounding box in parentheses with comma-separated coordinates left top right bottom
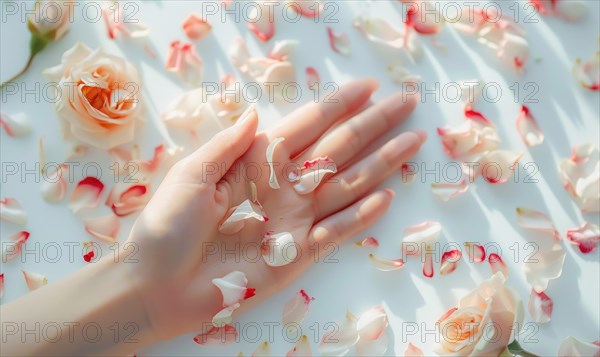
(0, 252, 156, 356)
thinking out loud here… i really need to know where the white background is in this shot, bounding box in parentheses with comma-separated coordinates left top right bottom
(1, 1, 599, 356)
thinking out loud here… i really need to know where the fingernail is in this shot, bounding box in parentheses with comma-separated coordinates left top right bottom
(384, 189, 396, 197)
(413, 130, 428, 143)
(235, 104, 256, 126)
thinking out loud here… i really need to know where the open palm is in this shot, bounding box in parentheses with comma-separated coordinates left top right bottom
(129, 79, 425, 340)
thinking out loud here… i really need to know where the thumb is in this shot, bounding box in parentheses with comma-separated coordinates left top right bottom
(187, 105, 258, 184)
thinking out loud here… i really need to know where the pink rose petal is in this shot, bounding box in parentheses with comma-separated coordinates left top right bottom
(557, 336, 600, 357)
(83, 214, 120, 244)
(289, 0, 323, 18)
(440, 249, 462, 276)
(247, 1, 275, 42)
(516, 105, 544, 147)
(287, 335, 312, 356)
(431, 179, 469, 202)
(528, 289, 553, 324)
(463, 242, 486, 263)
(41, 164, 68, 202)
(102, 4, 150, 39)
(404, 1, 445, 35)
(0, 112, 31, 137)
(318, 310, 359, 356)
(2, 231, 30, 262)
(22, 270, 48, 291)
(355, 237, 379, 248)
(405, 342, 424, 357)
(559, 144, 599, 213)
(166, 40, 203, 87)
(327, 27, 351, 56)
(193, 325, 238, 346)
(283, 290, 315, 329)
(488, 253, 509, 277)
(106, 183, 151, 217)
(0, 273, 4, 298)
(356, 305, 389, 356)
(402, 221, 441, 256)
(0, 198, 27, 226)
(69, 177, 104, 214)
(261, 232, 298, 267)
(478, 150, 523, 184)
(516, 207, 560, 239)
(573, 52, 600, 91)
(369, 254, 405, 271)
(566, 222, 600, 254)
(306, 67, 320, 91)
(182, 13, 212, 40)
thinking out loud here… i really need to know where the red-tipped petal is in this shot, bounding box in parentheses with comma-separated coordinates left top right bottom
(431, 179, 469, 202)
(2, 231, 30, 262)
(573, 52, 599, 91)
(369, 254, 405, 271)
(423, 252, 434, 278)
(193, 325, 238, 346)
(463, 242, 486, 263)
(528, 289, 553, 324)
(516, 207, 560, 239)
(289, 0, 323, 18)
(69, 177, 104, 214)
(327, 27, 351, 56)
(106, 183, 151, 217)
(306, 67, 320, 91)
(566, 222, 600, 254)
(0, 273, 4, 298)
(0, 198, 27, 226)
(282, 289, 315, 328)
(0, 112, 31, 137)
(356, 237, 379, 248)
(488, 253, 509, 277)
(440, 249, 462, 276)
(247, 2, 275, 42)
(182, 13, 212, 40)
(516, 105, 544, 147)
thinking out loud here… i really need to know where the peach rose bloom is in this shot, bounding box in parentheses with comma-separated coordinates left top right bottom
(44, 43, 143, 149)
(435, 272, 523, 356)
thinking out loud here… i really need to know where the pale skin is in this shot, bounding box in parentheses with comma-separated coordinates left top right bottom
(0, 79, 425, 356)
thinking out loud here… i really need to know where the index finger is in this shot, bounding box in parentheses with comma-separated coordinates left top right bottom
(270, 78, 379, 158)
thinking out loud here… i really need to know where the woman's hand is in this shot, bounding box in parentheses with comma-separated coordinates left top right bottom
(128, 78, 426, 340)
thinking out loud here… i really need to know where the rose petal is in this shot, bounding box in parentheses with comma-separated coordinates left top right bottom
(528, 289, 553, 324)
(289, 0, 323, 18)
(356, 305, 389, 356)
(22, 270, 48, 291)
(478, 150, 523, 184)
(516, 105, 544, 147)
(166, 41, 204, 87)
(327, 27, 351, 56)
(387, 64, 421, 85)
(306, 67, 320, 91)
(1, 231, 30, 262)
(212, 271, 255, 308)
(353, 15, 405, 49)
(440, 249, 462, 276)
(401, 162, 417, 184)
(488, 253, 509, 277)
(463, 242, 486, 263)
(253, 341, 271, 356)
(559, 144, 599, 213)
(0, 198, 27, 226)
(573, 52, 600, 91)
(268, 40, 298, 61)
(516, 207, 560, 239)
(355, 237, 379, 248)
(266, 137, 285, 189)
(555, 0, 587, 22)
(318, 310, 360, 356)
(261, 232, 298, 267)
(566, 222, 600, 254)
(219, 199, 268, 235)
(431, 179, 469, 202)
(247, 1, 275, 42)
(405, 343, 424, 357)
(460, 80, 485, 104)
(369, 253, 405, 271)
(402, 221, 441, 256)
(102, 4, 150, 39)
(183, 13, 212, 40)
(404, 1, 445, 35)
(283, 290, 315, 329)
(523, 244, 566, 293)
(83, 214, 120, 244)
(464, 105, 493, 126)
(106, 183, 151, 217)
(293, 166, 337, 195)
(213, 303, 241, 327)
(558, 336, 600, 357)
(193, 325, 238, 346)
(0, 273, 4, 299)
(0, 112, 31, 137)
(69, 177, 104, 214)
(41, 164, 68, 202)
(287, 335, 312, 357)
